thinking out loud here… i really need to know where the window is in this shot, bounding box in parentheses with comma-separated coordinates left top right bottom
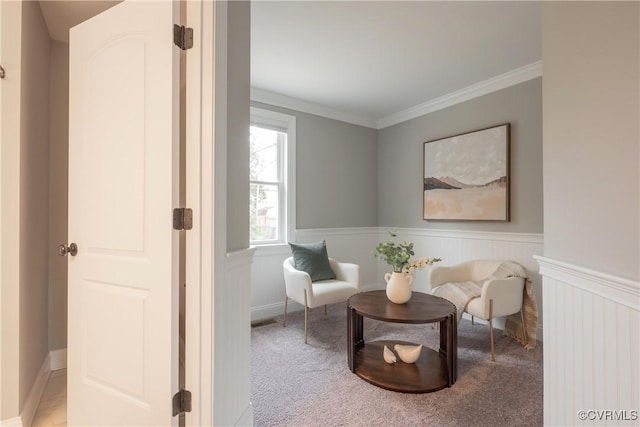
(249, 108, 295, 245)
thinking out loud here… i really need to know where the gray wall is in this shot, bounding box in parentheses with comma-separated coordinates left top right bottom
(19, 0, 51, 409)
(251, 101, 379, 230)
(543, 2, 639, 280)
(377, 78, 543, 233)
(226, 1, 251, 252)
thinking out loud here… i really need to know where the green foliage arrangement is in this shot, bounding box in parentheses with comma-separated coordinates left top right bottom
(374, 230, 442, 274)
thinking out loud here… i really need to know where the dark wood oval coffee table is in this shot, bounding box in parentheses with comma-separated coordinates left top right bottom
(347, 290, 457, 393)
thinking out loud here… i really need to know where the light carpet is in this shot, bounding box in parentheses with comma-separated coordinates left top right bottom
(251, 301, 543, 427)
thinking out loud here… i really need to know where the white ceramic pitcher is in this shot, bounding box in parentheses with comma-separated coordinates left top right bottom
(384, 272, 413, 304)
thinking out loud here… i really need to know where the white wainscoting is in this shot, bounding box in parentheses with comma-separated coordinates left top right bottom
(214, 248, 255, 427)
(387, 228, 545, 336)
(296, 227, 381, 289)
(250, 226, 545, 339)
(536, 256, 640, 427)
(250, 227, 380, 321)
(249, 243, 295, 321)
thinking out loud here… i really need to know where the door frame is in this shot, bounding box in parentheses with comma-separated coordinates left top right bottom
(185, 1, 227, 425)
(185, 0, 208, 424)
(0, 0, 226, 424)
(63, 0, 222, 423)
(0, 0, 23, 420)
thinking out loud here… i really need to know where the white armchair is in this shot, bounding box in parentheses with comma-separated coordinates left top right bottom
(429, 260, 526, 361)
(283, 257, 360, 344)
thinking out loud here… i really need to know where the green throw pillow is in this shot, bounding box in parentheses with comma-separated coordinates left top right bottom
(289, 240, 336, 281)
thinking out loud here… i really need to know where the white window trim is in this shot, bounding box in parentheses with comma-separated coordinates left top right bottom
(250, 107, 296, 246)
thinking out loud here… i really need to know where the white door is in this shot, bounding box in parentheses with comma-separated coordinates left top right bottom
(67, 1, 180, 425)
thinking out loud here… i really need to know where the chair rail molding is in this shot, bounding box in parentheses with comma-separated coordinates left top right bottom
(226, 247, 257, 269)
(535, 255, 639, 310)
(389, 227, 544, 244)
(295, 226, 380, 239)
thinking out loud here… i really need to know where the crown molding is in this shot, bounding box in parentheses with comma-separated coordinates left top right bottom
(250, 88, 379, 129)
(377, 61, 543, 129)
(251, 61, 542, 130)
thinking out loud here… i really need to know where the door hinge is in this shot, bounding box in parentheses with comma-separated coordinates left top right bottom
(173, 208, 193, 230)
(172, 389, 192, 416)
(173, 24, 193, 50)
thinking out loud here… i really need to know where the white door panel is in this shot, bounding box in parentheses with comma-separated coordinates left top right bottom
(68, 1, 179, 425)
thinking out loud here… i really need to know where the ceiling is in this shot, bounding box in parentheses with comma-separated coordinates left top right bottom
(39, 1, 542, 129)
(39, 1, 121, 43)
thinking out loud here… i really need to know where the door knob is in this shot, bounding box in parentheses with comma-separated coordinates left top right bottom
(57, 243, 78, 257)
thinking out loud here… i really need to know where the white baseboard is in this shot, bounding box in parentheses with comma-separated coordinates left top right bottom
(461, 312, 507, 331)
(251, 283, 382, 322)
(251, 301, 289, 322)
(0, 417, 22, 427)
(0, 349, 65, 427)
(20, 354, 51, 427)
(49, 348, 67, 371)
(461, 312, 543, 341)
(234, 403, 253, 427)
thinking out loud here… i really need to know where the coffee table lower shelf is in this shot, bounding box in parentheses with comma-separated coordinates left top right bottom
(353, 340, 449, 393)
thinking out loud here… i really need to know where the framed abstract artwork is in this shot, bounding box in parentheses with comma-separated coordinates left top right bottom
(423, 123, 510, 221)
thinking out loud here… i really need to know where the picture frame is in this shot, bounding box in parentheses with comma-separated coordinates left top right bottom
(423, 123, 510, 221)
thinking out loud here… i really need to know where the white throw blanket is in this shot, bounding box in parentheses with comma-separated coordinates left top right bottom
(433, 261, 538, 349)
(432, 280, 482, 322)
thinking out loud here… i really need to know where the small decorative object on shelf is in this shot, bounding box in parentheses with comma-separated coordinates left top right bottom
(394, 343, 423, 364)
(383, 345, 397, 364)
(374, 229, 441, 304)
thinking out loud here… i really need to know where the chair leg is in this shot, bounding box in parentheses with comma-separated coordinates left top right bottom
(283, 296, 288, 327)
(520, 309, 528, 343)
(324, 304, 327, 315)
(304, 290, 308, 344)
(489, 299, 495, 362)
(471, 315, 474, 325)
